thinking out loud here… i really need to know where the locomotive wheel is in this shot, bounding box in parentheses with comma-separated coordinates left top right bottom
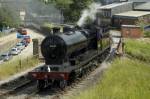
(69, 72, 76, 83)
(79, 70, 84, 78)
(37, 80, 45, 90)
(59, 80, 67, 90)
(83, 69, 87, 76)
(79, 69, 86, 78)
(53, 80, 60, 87)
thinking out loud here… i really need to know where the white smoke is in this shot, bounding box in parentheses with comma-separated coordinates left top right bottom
(77, 3, 101, 27)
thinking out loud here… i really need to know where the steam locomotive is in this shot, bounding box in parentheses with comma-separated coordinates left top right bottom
(29, 25, 110, 90)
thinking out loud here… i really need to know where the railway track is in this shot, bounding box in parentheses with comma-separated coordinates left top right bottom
(0, 77, 63, 99)
(0, 77, 33, 98)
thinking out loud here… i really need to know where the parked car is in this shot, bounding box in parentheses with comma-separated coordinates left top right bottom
(10, 28, 16, 32)
(17, 28, 27, 35)
(1, 53, 12, 61)
(20, 40, 29, 47)
(22, 29, 27, 35)
(16, 47, 21, 53)
(10, 48, 21, 55)
(24, 35, 31, 44)
(17, 33, 24, 39)
(16, 43, 25, 51)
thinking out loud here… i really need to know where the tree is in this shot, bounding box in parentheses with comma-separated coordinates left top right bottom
(0, 7, 21, 30)
(40, 0, 94, 23)
(67, 0, 93, 22)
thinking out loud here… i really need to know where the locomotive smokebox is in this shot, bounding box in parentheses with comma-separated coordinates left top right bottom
(41, 35, 66, 64)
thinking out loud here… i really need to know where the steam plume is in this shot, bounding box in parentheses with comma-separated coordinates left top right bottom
(77, 3, 101, 27)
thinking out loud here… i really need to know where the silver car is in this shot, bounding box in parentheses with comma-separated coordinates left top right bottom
(10, 48, 21, 55)
(16, 43, 25, 51)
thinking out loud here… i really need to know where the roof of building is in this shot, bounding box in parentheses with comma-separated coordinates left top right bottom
(134, 2, 150, 11)
(98, 2, 132, 9)
(122, 25, 140, 28)
(128, 0, 150, 2)
(114, 11, 150, 17)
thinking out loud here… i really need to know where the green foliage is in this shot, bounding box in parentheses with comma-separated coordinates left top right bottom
(72, 58, 150, 99)
(0, 7, 20, 29)
(55, 0, 73, 9)
(136, 20, 150, 34)
(144, 31, 150, 37)
(125, 39, 150, 62)
(41, 0, 94, 22)
(67, 0, 93, 22)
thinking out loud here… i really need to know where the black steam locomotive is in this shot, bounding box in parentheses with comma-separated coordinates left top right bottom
(29, 26, 110, 90)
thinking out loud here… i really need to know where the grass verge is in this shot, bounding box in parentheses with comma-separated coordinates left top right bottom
(73, 58, 150, 99)
(0, 56, 39, 80)
(125, 39, 150, 62)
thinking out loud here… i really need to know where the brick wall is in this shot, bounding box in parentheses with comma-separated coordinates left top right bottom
(121, 25, 143, 38)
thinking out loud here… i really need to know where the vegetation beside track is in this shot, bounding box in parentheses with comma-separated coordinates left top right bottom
(72, 58, 150, 99)
(144, 31, 150, 37)
(70, 38, 150, 99)
(125, 39, 150, 62)
(0, 56, 39, 80)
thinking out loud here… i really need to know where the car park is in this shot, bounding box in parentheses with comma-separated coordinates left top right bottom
(1, 53, 12, 61)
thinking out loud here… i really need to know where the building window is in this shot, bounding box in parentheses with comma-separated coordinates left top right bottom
(104, 11, 110, 17)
